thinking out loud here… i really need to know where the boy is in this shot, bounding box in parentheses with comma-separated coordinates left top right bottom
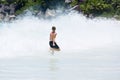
(49, 26, 60, 51)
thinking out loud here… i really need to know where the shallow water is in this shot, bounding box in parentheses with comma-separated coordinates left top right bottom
(0, 51, 120, 80)
(0, 12, 120, 80)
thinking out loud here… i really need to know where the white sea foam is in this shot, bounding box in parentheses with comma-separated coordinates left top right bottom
(0, 12, 120, 58)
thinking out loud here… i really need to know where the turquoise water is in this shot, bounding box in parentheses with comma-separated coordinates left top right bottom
(0, 12, 120, 80)
(0, 51, 120, 80)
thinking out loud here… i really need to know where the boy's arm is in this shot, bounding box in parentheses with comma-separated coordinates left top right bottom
(53, 33, 57, 46)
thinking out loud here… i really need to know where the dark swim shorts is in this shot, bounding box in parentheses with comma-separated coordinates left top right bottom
(49, 41, 59, 49)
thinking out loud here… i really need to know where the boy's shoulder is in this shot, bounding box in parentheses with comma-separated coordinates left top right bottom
(50, 32, 57, 35)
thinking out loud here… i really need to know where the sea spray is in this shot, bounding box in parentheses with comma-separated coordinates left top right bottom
(0, 11, 120, 58)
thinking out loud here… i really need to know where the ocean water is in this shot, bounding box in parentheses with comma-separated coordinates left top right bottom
(0, 12, 120, 80)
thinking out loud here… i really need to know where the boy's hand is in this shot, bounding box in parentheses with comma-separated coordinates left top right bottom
(53, 42, 55, 46)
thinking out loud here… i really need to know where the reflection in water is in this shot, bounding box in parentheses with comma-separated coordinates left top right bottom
(49, 57, 59, 80)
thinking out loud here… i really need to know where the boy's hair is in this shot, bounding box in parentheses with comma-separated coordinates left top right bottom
(52, 26, 56, 30)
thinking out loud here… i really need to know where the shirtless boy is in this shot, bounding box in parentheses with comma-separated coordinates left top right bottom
(49, 26, 60, 51)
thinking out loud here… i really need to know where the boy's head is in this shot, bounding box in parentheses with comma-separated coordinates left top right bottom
(52, 26, 56, 31)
